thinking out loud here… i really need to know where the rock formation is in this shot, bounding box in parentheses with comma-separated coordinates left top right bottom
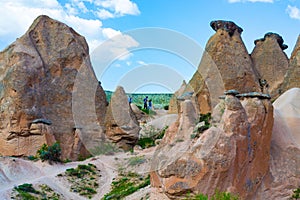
(251, 33, 289, 99)
(168, 81, 188, 114)
(151, 90, 273, 199)
(256, 88, 300, 199)
(186, 20, 260, 114)
(281, 35, 300, 91)
(0, 15, 107, 160)
(105, 86, 140, 150)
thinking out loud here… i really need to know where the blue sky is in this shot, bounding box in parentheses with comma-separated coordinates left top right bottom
(1, 0, 300, 93)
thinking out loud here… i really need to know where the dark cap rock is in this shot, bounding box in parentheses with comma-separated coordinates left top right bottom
(254, 32, 288, 50)
(224, 89, 240, 96)
(236, 92, 271, 99)
(210, 20, 243, 36)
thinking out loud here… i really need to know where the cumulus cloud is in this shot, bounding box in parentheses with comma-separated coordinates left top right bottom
(228, 0, 273, 3)
(0, 0, 140, 56)
(94, 0, 140, 17)
(286, 5, 300, 20)
(96, 9, 115, 19)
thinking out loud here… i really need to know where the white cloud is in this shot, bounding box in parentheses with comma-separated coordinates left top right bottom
(97, 9, 114, 19)
(137, 61, 146, 65)
(94, 0, 140, 17)
(0, 0, 140, 55)
(228, 0, 273, 3)
(286, 5, 300, 19)
(102, 28, 121, 38)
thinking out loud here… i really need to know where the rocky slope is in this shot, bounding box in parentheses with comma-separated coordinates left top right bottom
(0, 15, 107, 160)
(151, 91, 274, 199)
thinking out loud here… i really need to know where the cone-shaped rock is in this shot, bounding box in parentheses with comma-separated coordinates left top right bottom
(188, 20, 260, 114)
(251, 33, 289, 99)
(281, 35, 300, 91)
(105, 86, 140, 150)
(0, 15, 107, 160)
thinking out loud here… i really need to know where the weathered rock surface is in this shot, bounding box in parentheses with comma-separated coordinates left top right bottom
(281, 35, 300, 91)
(0, 15, 107, 160)
(151, 92, 273, 199)
(256, 88, 300, 199)
(251, 33, 289, 98)
(168, 81, 188, 114)
(105, 86, 140, 150)
(187, 20, 260, 114)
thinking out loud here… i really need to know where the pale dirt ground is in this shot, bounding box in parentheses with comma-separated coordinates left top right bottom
(0, 110, 175, 200)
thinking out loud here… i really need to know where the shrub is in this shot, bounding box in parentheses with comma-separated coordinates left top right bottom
(192, 113, 212, 139)
(15, 183, 39, 194)
(36, 142, 61, 163)
(27, 155, 38, 161)
(291, 188, 300, 199)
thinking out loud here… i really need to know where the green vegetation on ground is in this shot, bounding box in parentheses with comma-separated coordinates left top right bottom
(89, 141, 121, 155)
(191, 113, 212, 139)
(12, 183, 62, 200)
(36, 142, 62, 163)
(127, 156, 146, 166)
(291, 188, 300, 199)
(60, 163, 99, 199)
(185, 190, 239, 200)
(137, 125, 168, 149)
(102, 172, 150, 200)
(105, 91, 172, 109)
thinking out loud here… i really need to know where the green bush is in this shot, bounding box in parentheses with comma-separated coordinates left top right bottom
(37, 142, 61, 163)
(192, 113, 212, 139)
(291, 188, 300, 199)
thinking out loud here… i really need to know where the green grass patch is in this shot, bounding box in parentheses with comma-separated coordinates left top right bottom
(89, 141, 121, 155)
(12, 183, 62, 200)
(102, 172, 150, 200)
(137, 126, 168, 149)
(128, 156, 146, 166)
(185, 190, 239, 200)
(63, 163, 100, 199)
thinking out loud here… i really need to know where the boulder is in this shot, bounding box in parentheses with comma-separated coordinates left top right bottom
(281, 35, 300, 91)
(187, 20, 260, 114)
(151, 92, 274, 199)
(251, 33, 289, 99)
(105, 86, 140, 150)
(0, 15, 107, 160)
